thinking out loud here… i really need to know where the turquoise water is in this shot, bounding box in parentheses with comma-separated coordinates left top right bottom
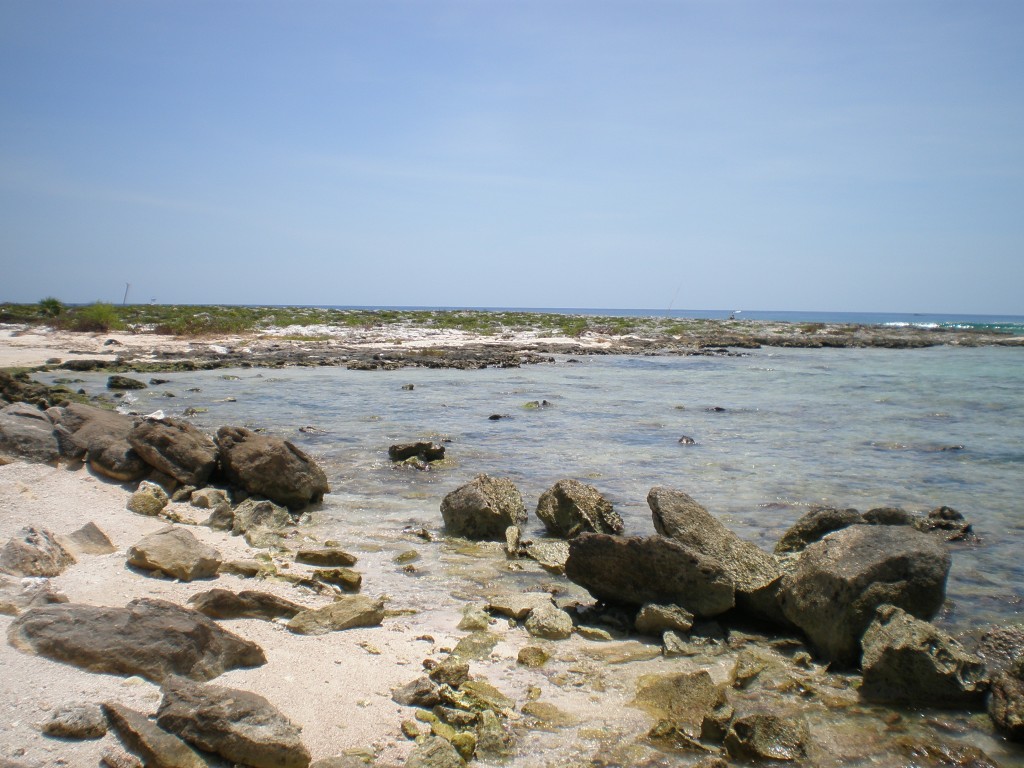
(47, 346, 1024, 633)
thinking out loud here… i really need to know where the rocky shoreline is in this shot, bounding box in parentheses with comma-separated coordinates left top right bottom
(2, 369, 1024, 767)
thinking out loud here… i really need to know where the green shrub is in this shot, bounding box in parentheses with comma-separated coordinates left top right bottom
(38, 297, 65, 318)
(70, 302, 122, 332)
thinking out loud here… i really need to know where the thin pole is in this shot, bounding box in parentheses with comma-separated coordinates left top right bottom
(122, 283, 130, 305)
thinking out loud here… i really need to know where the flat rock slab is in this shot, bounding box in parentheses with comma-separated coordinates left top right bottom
(127, 526, 222, 581)
(294, 547, 358, 567)
(58, 521, 117, 556)
(287, 595, 385, 635)
(565, 533, 735, 617)
(7, 598, 266, 682)
(157, 676, 311, 768)
(187, 589, 305, 621)
(103, 703, 211, 768)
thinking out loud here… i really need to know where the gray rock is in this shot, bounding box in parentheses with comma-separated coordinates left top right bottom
(231, 498, 294, 541)
(634, 603, 695, 636)
(391, 676, 441, 708)
(535, 479, 622, 538)
(486, 593, 554, 621)
(405, 736, 465, 768)
(976, 624, 1024, 678)
(778, 525, 951, 666)
(102, 702, 210, 768)
(287, 595, 385, 635)
(189, 488, 230, 509)
(0, 575, 68, 615)
(917, 505, 976, 542)
(565, 533, 735, 617)
(525, 602, 574, 640)
(157, 676, 311, 768)
(0, 402, 60, 463)
(216, 426, 330, 510)
(724, 713, 808, 761)
(774, 506, 864, 554)
(126, 480, 170, 517)
(187, 589, 305, 621)
(634, 669, 726, 736)
(128, 418, 219, 486)
(861, 604, 988, 707)
(59, 522, 116, 556)
(648, 486, 783, 623)
(523, 539, 570, 574)
(7, 598, 266, 682)
(42, 702, 107, 739)
(990, 660, 1024, 741)
(440, 474, 527, 541)
(52, 403, 147, 482)
(0, 527, 75, 577)
(389, 442, 445, 462)
(127, 526, 222, 581)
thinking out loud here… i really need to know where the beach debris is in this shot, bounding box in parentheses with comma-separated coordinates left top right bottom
(860, 604, 988, 707)
(216, 425, 330, 510)
(7, 598, 266, 682)
(778, 525, 951, 666)
(0, 526, 76, 577)
(565, 533, 735, 617)
(536, 478, 622, 538)
(128, 417, 219, 486)
(127, 526, 222, 581)
(440, 474, 527, 541)
(157, 676, 311, 768)
(126, 480, 169, 517)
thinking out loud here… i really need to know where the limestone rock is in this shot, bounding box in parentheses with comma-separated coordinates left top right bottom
(287, 595, 385, 635)
(310, 567, 362, 592)
(523, 539, 570, 574)
(102, 702, 210, 768)
(59, 521, 116, 555)
(157, 676, 311, 768)
(0, 526, 75, 577)
(405, 736, 465, 768)
(861, 604, 988, 707)
(440, 474, 527, 541)
(190, 488, 230, 510)
(774, 506, 864, 554)
(989, 657, 1024, 741)
(648, 486, 783, 623)
(52, 403, 148, 482)
(634, 670, 726, 737)
(127, 418, 218, 487)
(127, 480, 170, 517)
(475, 709, 514, 759)
(187, 589, 305, 621)
(724, 713, 808, 761)
(231, 497, 295, 543)
(535, 479, 622, 538)
(392, 677, 441, 708)
(976, 624, 1024, 678)
(0, 575, 68, 615)
(0, 402, 60, 463)
(216, 425, 329, 510)
(525, 602, 574, 640)
(565, 533, 735, 617)
(108, 375, 147, 390)
(389, 442, 446, 462)
(42, 702, 107, 739)
(486, 593, 554, 621)
(294, 547, 358, 567)
(778, 525, 951, 666)
(634, 603, 695, 636)
(127, 526, 221, 581)
(7, 598, 266, 682)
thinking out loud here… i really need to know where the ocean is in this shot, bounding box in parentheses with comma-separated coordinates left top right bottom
(37, 342, 1024, 764)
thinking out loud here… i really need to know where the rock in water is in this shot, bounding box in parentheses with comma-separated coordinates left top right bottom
(440, 474, 527, 541)
(216, 425, 330, 510)
(989, 656, 1024, 741)
(724, 714, 808, 761)
(0, 526, 76, 577)
(127, 526, 222, 581)
(405, 736, 465, 768)
(128, 418, 219, 486)
(156, 676, 311, 768)
(565, 533, 735, 617)
(107, 376, 147, 390)
(778, 525, 951, 666)
(525, 602, 574, 640)
(774, 506, 865, 555)
(860, 604, 988, 707)
(648, 486, 783, 623)
(7, 598, 266, 682)
(535, 479, 623, 538)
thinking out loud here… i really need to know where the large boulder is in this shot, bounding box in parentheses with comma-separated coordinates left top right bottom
(0, 402, 61, 463)
(156, 676, 310, 768)
(778, 525, 951, 666)
(128, 418, 219, 486)
(565, 533, 735, 617)
(216, 426, 329, 510)
(7, 598, 265, 682)
(127, 526, 222, 581)
(0, 526, 76, 577)
(440, 474, 527, 541)
(860, 604, 988, 707)
(52, 403, 148, 482)
(536, 479, 623, 538)
(648, 487, 783, 623)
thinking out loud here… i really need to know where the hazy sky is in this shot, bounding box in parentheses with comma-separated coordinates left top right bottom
(2, 1, 1022, 313)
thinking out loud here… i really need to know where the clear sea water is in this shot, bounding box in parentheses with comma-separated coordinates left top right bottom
(48, 345, 1024, 633)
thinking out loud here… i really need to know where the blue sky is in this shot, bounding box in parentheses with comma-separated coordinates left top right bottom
(1, 1, 1022, 313)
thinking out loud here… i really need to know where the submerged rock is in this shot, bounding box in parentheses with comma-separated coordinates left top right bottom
(724, 713, 808, 762)
(565, 533, 735, 617)
(535, 478, 623, 538)
(634, 669, 727, 737)
(778, 525, 951, 666)
(860, 604, 988, 707)
(440, 474, 527, 541)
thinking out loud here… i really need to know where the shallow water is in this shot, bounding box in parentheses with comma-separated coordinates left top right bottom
(40, 346, 1024, 764)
